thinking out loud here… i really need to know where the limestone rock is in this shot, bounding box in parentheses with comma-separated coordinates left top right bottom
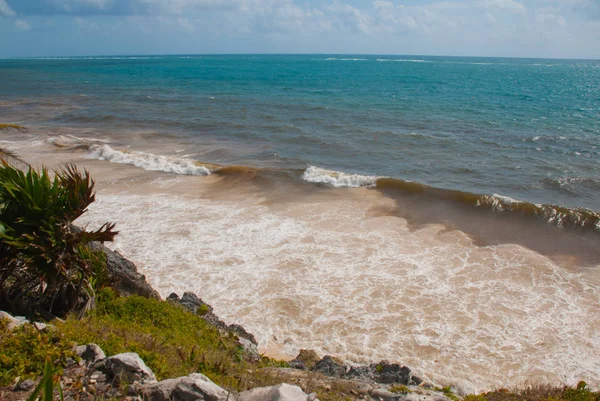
(369, 388, 404, 401)
(14, 379, 35, 392)
(174, 373, 234, 401)
(238, 383, 317, 401)
(0, 311, 27, 331)
(143, 373, 234, 401)
(76, 344, 106, 364)
(238, 337, 260, 361)
(312, 356, 347, 378)
(290, 350, 320, 371)
(87, 240, 160, 299)
(143, 377, 182, 401)
(104, 353, 157, 383)
(168, 292, 257, 345)
(371, 362, 411, 385)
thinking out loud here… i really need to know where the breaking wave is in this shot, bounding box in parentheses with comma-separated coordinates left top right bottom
(302, 166, 379, 187)
(87, 144, 212, 176)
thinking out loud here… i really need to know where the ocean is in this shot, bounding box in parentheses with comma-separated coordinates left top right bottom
(0, 54, 599, 393)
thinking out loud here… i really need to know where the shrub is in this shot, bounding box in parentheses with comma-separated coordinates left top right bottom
(0, 158, 117, 318)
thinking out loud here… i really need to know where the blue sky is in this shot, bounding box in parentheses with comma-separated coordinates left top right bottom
(1, 0, 599, 58)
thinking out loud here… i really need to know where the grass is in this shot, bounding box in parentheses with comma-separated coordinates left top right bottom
(464, 383, 600, 401)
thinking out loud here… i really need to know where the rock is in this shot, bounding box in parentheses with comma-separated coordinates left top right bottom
(173, 373, 234, 401)
(168, 292, 257, 345)
(410, 375, 423, 386)
(14, 379, 35, 392)
(143, 373, 233, 401)
(87, 241, 160, 300)
(345, 365, 373, 380)
(238, 337, 260, 361)
(104, 353, 156, 384)
(90, 370, 107, 383)
(290, 350, 320, 371)
(32, 322, 48, 332)
(370, 362, 411, 385)
(312, 356, 347, 378)
(238, 383, 316, 401)
(143, 377, 182, 401)
(76, 344, 106, 364)
(369, 388, 404, 401)
(0, 311, 27, 331)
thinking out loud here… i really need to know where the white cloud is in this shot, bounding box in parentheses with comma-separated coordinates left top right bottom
(15, 19, 31, 30)
(177, 16, 194, 32)
(478, 0, 527, 14)
(0, 0, 15, 16)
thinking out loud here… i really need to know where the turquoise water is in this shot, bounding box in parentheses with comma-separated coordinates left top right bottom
(1, 54, 599, 212)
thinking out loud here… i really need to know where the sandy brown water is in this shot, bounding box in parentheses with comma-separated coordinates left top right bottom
(2, 129, 599, 394)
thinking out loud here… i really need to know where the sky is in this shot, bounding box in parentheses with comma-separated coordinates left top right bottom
(0, 0, 599, 58)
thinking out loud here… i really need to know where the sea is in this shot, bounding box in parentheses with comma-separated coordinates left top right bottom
(0, 54, 599, 393)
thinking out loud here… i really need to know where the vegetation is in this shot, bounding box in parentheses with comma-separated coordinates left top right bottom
(463, 382, 600, 401)
(0, 156, 117, 318)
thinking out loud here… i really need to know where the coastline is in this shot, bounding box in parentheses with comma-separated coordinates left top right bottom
(1, 128, 599, 393)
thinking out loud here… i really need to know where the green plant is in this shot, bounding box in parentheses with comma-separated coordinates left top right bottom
(26, 358, 64, 401)
(0, 159, 117, 318)
(390, 385, 412, 394)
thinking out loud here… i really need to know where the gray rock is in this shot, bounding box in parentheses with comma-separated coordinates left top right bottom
(369, 388, 404, 401)
(238, 383, 316, 401)
(76, 344, 106, 364)
(104, 352, 157, 383)
(143, 373, 234, 401)
(0, 311, 27, 331)
(90, 370, 108, 383)
(312, 356, 347, 378)
(14, 379, 35, 392)
(143, 377, 183, 401)
(370, 362, 411, 385)
(173, 373, 234, 401)
(238, 337, 260, 361)
(87, 241, 160, 300)
(290, 350, 320, 371)
(168, 292, 257, 345)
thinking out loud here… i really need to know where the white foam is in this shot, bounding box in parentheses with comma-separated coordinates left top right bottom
(302, 166, 378, 188)
(87, 144, 211, 176)
(77, 192, 600, 394)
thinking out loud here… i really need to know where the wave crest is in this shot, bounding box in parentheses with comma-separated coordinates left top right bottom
(87, 144, 211, 176)
(302, 166, 378, 188)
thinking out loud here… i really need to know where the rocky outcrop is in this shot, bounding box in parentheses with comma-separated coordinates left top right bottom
(143, 373, 235, 401)
(97, 352, 157, 384)
(238, 383, 318, 401)
(289, 349, 320, 371)
(167, 292, 257, 345)
(312, 356, 347, 378)
(87, 240, 161, 300)
(75, 343, 106, 364)
(0, 310, 27, 330)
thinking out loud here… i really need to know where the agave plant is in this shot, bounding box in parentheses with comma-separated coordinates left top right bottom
(0, 153, 117, 318)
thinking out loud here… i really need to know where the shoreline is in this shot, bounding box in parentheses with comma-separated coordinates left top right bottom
(2, 128, 600, 394)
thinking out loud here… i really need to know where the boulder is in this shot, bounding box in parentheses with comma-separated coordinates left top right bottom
(143, 373, 234, 401)
(371, 362, 411, 385)
(312, 356, 347, 378)
(369, 388, 404, 401)
(290, 350, 320, 371)
(87, 241, 160, 300)
(0, 311, 27, 331)
(143, 377, 183, 401)
(14, 379, 35, 392)
(103, 352, 156, 383)
(76, 343, 106, 364)
(173, 373, 234, 401)
(238, 337, 260, 361)
(238, 383, 317, 401)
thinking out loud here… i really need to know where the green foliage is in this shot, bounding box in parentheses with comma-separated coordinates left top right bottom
(390, 385, 412, 394)
(59, 288, 248, 382)
(0, 319, 74, 386)
(0, 160, 117, 317)
(463, 384, 600, 401)
(26, 358, 64, 401)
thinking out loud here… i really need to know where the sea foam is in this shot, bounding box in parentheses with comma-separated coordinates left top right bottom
(87, 144, 211, 176)
(302, 166, 378, 187)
